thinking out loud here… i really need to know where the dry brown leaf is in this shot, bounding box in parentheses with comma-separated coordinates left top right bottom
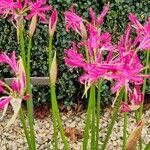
(126, 119, 144, 150)
(64, 127, 84, 142)
(34, 104, 50, 119)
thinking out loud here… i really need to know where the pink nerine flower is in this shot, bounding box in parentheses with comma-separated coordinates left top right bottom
(26, 0, 51, 23)
(128, 13, 150, 50)
(0, 0, 22, 17)
(109, 25, 149, 94)
(128, 13, 144, 32)
(89, 3, 109, 27)
(49, 10, 58, 37)
(0, 52, 28, 128)
(120, 102, 131, 112)
(129, 85, 143, 106)
(0, 81, 5, 93)
(64, 8, 87, 39)
(0, 51, 18, 72)
(120, 85, 143, 113)
(64, 43, 85, 68)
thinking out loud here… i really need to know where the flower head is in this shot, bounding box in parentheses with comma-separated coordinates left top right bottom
(0, 0, 22, 18)
(26, 0, 51, 23)
(64, 7, 87, 39)
(128, 13, 150, 50)
(89, 3, 109, 27)
(64, 43, 85, 68)
(0, 52, 28, 127)
(0, 51, 18, 72)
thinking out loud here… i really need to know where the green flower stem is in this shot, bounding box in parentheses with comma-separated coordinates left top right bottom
(140, 50, 150, 118)
(19, 27, 35, 149)
(101, 87, 125, 150)
(19, 107, 34, 150)
(85, 47, 90, 63)
(50, 85, 69, 150)
(136, 50, 150, 150)
(122, 91, 128, 150)
(48, 36, 58, 149)
(95, 79, 101, 150)
(83, 85, 95, 150)
(51, 99, 58, 150)
(48, 36, 69, 150)
(91, 86, 96, 150)
(26, 37, 36, 150)
(19, 26, 26, 69)
(144, 142, 150, 150)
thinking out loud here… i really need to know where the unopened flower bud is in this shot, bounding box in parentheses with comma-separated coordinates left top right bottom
(126, 119, 144, 150)
(50, 52, 57, 86)
(29, 15, 37, 37)
(80, 22, 87, 40)
(49, 10, 58, 37)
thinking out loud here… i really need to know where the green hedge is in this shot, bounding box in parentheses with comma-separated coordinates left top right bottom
(0, 0, 150, 107)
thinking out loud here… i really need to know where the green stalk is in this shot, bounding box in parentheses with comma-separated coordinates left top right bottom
(140, 50, 150, 118)
(19, 26, 26, 69)
(144, 142, 150, 150)
(85, 47, 90, 63)
(48, 36, 69, 149)
(101, 87, 125, 150)
(136, 50, 150, 150)
(122, 91, 128, 150)
(19, 107, 34, 150)
(19, 26, 35, 149)
(51, 97, 58, 150)
(91, 86, 96, 150)
(83, 85, 95, 150)
(26, 37, 36, 149)
(95, 79, 101, 150)
(51, 85, 69, 150)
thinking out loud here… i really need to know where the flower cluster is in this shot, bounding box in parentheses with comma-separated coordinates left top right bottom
(0, 51, 29, 127)
(0, 0, 58, 36)
(0, 0, 50, 23)
(64, 4, 150, 112)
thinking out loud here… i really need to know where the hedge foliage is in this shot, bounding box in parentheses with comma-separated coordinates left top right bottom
(0, 0, 150, 107)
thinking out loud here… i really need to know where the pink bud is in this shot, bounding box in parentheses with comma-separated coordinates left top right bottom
(120, 102, 131, 113)
(49, 10, 58, 37)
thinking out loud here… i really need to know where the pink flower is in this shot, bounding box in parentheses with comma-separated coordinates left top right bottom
(0, 52, 28, 127)
(128, 13, 150, 50)
(89, 7, 96, 25)
(110, 51, 144, 93)
(26, 0, 51, 23)
(79, 25, 114, 58)
(0, 51, 18, 72)
(64, 9, 87, 39)
(89, 3, 109, 27)
(64, 43, 85, 68)
(0, 81, 5, 93)
(120, 102, 131, 113)
(128, 13, 144, 32)
(120, 85, 143, 113)
(49, 10, 58, 37)
(79, 63, 107, 85)
(96, 3, 109, 27)
(138, 34, 150, 50)
(0, 0, 22, 18)
(0, 96, 12, 109)
(129, 85, 143, 106)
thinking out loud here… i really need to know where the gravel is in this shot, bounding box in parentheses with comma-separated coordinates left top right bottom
(0, 107, 149, 150)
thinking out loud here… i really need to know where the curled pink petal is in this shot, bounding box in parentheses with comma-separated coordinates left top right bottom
(0, 96, 12, 109)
